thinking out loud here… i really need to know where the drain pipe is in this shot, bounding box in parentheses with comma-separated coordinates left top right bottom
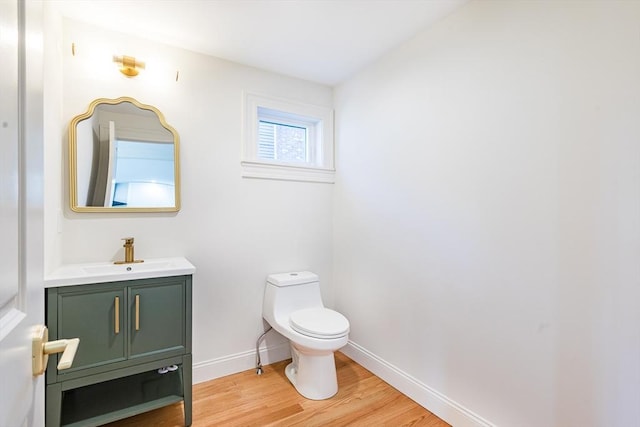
(255, 326, 273, 375)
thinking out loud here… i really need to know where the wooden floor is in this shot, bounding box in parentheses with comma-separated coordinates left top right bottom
(106, 352, 450, 426)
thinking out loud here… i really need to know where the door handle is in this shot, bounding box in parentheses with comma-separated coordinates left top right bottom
(32, 325, 80, 376)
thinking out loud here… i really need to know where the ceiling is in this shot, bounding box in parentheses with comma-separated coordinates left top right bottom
(51, 0, 468, 86)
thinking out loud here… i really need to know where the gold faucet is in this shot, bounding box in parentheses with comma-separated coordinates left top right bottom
(114, 237, 144, 264)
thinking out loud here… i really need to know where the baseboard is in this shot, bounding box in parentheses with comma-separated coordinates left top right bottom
(342, 341, 495, 427)
(193, 342, 291, 384)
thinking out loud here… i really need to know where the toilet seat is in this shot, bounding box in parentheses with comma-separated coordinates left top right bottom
(290, 308, 350, 339)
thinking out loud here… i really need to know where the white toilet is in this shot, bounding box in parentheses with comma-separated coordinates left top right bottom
(263, 271, 350, 400)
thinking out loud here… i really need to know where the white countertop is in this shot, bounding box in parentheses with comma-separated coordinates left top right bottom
(44, 257, 196, 287)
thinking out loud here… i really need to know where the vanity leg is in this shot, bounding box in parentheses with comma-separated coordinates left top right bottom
(46, 383, 62, 427)
(182, 354, 192, 426)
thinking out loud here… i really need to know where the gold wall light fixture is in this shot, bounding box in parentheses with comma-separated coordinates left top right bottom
(112, 55, 145, 77)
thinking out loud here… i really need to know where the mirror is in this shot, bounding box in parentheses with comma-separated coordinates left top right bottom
(69, 97, 180, 212)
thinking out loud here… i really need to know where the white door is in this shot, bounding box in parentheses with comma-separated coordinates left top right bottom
(0, 0, 45, 425)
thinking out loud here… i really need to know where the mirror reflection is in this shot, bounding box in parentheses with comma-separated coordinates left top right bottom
(70, 97, 180, 212)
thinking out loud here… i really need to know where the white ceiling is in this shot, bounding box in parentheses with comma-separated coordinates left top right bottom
(51, 0, 468, 86)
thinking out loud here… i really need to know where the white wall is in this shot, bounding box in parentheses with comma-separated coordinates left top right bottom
(333, 1, 640, 426)
(45, 18, 334, 379)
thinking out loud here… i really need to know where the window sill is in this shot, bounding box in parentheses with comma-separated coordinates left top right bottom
(241, 161, 335, 184)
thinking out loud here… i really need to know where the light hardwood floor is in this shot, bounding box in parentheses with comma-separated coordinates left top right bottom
(106, 352, 450, 426)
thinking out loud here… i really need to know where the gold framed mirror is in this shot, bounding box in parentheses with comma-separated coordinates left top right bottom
(69, 97, 180, 212)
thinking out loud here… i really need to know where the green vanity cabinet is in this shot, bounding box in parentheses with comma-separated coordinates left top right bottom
(45, 275, 192, 427)
(128, 281, 186, 360)
(54, 287, 126, 372)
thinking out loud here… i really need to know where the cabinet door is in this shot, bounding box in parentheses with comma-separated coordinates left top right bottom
(57, 287, 126, 372)
(128, 279, 186, 359)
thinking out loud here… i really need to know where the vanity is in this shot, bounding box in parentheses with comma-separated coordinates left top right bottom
(44, 257, 195, 427)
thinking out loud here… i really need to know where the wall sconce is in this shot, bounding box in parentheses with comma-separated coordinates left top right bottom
(112, 55, 145, 77)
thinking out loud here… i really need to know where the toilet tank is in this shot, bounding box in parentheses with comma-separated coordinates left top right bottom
(263, 272, 324, 322)
(267, 271, 318, 287)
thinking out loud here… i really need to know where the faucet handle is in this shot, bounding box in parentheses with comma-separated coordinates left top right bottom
(122, 237, 134, 245)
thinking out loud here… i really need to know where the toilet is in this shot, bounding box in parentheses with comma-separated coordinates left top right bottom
(262, 271, 350, 400)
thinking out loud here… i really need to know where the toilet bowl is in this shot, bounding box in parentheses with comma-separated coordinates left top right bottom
(262, 271, 349, 400)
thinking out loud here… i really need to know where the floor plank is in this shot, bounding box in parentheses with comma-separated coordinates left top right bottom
(105, 352, 450, 426)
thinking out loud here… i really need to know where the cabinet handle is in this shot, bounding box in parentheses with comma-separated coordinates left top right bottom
(135, 294, 140, 331)
(114, 297, 120, 334)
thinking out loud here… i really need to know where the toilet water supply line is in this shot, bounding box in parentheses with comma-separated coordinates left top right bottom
(255, 326, 273, 375)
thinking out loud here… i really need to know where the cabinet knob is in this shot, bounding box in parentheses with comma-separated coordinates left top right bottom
(32, 325, 80, 376)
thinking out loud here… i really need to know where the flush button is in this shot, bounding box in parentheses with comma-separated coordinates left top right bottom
(126, 267, 132, 271)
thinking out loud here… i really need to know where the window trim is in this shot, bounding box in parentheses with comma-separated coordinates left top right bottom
(242, 92, 334, 183)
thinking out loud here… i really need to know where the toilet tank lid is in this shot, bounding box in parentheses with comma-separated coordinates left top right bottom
(267, 271, 318, 287)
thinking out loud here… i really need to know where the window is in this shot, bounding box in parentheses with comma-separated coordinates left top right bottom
(258, 120, 307, 162)
(243, 93, 334, 183)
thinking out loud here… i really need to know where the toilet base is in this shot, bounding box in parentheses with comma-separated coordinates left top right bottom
(285, 343, 338, 400)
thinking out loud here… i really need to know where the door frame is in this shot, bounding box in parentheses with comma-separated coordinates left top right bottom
(0, 0, 45, 425)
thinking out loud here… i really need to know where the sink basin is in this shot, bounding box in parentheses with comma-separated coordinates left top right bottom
(45, 257, 196, 287)
(82, 260, 175, 275)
